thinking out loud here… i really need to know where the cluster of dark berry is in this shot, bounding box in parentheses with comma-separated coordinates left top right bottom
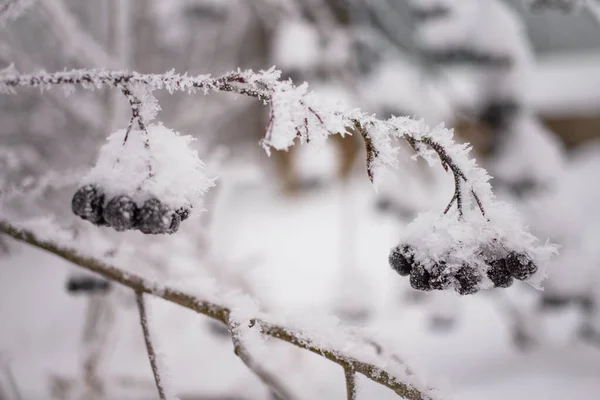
(66, 275, 111, 294)
(389, 244, 538, 295)
(72, 184, 190, 234)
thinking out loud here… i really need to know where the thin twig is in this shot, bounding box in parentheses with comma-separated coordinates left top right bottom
(227, 318, 297, 400)
(344, 366, 357, 400)
(0, 221, 433, 400)
(135, 291, 167, 400)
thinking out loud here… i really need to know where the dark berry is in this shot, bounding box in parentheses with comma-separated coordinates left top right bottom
(72, 184, 105, 224)
(176, 206, 192, 221)
(506, 252, 538, 281)
(454, 265, 481, 295)
(410, 265, 432, 291)
(103, 195, 139, 231)
(136, 198, 178, 234)
(66, 276, 111, 294)
(429, 261, 451, 290)
(389, 245, 414, 276)
(168, 212, 181, 234)
(486, 258, 514, 288)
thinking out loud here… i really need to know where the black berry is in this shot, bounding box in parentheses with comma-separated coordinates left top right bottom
(454, 265, 481, 295)
(103, 195, 139, 231)
(136, 198, 178, 234)
(72, 184, 105, 224)
(486, 258, 514, 288)
(176, 206, 191, 221)
(429, 261, 451, 290)
(410, 265, 432, 291)
(506, 252, 538, 281)
(168, 212, 181, 234)
(389, 245, 414, 276)
(66, 276, 111, 294)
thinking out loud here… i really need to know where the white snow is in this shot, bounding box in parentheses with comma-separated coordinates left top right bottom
(82, 123, 214, 211)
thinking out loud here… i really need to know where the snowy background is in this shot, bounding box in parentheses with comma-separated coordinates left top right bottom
(2, 0, 600, 399)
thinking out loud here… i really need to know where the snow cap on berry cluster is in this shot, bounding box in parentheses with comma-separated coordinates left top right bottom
(83, 123, 214, 211)
(399, 203, 558, 290)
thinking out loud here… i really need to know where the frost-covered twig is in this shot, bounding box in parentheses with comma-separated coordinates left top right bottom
(344, 366, 357, 400)
(0, 0, 34, 23)
(227, 318, 297, 400)
(0, 221, 435, 400)
(135, 291, 167, 400)
(0, 66, 494, 217)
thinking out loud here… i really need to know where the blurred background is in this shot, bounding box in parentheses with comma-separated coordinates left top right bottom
(2, 0, 600, 399)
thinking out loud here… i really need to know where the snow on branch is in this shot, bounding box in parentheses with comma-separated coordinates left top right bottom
(0, 0, 34, 23)
(227, 317, 298, 400)
(0, 66, 556, 294)
(0, 220, 437, 400)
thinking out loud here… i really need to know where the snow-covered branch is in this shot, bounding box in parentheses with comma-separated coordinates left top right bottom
(135, 292, 168, 400)
(0, 66, 556, 295)
(344, 366, 357, 400)
(0, 220, 436, 400)
(227, 318, 298, 400)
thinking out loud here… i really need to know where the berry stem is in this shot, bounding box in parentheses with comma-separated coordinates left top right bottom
(120, 86, 154, 177)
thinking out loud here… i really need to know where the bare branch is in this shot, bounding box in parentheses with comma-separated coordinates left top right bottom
(344, 366, 357, 400)
(227, 318, 297, 400)
(135, 291, 167, 400)
(0, 220, 435, 400)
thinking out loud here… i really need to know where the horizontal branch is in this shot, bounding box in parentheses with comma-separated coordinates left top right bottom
(0, 220, 434, 400)
(0, 68, 273, 102)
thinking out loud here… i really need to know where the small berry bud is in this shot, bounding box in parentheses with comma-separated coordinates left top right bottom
(176, 206, 191, 221)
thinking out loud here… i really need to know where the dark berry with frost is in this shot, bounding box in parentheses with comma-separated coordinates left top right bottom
(66, 276, 111, 294)
(72, 184, 105, 224)
(506, 252, 538, 280)
(410, 265, 432, 291)
(429, 261, 451, 290)
(137, 198, 178, 234)
(103, 195, 139, 231)
(454, 265, 481, 295)
(486, 258, 514, 288)
(168, 212, 181, 234)
(389, 245, 414, 276)
(176, 205, 191, 221)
